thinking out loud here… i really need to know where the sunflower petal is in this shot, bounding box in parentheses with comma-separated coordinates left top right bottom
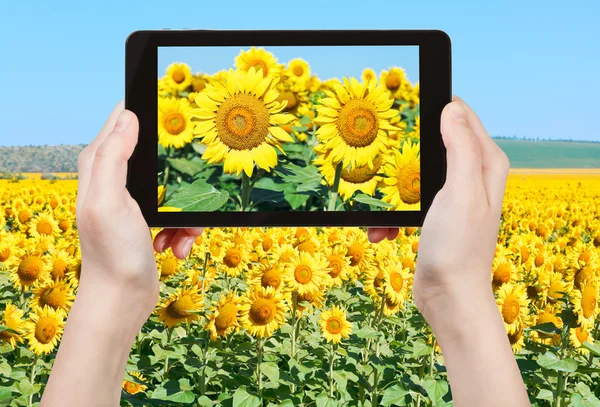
(269, 126, 294, 143)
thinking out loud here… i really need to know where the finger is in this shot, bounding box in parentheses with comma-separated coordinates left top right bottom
(86, 110, 139, 206)
(368, 228, 393, 243)
(440, 102, 486, 199)
(170, 228, 200, 259)
(454, 97, 510, 212)
(77, 101, 124, 207)
(153, 229, 178, 253)
(387, 228, 399, 240)
(183, 228, 204, 238)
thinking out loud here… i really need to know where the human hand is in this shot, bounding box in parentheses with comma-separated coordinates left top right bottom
(368, 96, 509, 328)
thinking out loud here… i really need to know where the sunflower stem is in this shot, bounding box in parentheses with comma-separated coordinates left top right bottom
(201, 252, 210, 295)
(290, 292, 298, 358)
(163, 327, 173, 377)
(241, 172, 251, 211)
(256, 338, 264, 398)
(328, 162, 343, 211)
(329, 343, 336, 398)
(163, 147, 171, 186)
(200, 333, 210, 395)
(28, 354, 38, 406)
(588, 318, 600, 364)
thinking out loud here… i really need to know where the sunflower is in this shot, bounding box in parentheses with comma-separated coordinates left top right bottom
(491, 255, 516, 289)
(408, 115, 420, 140)
(345, 232, 375, 271)
(363, 267, 386, 299)
(28, 213, 60, 238)
(295, 287, 327, 316)
(191, 67, 294, 177)
(157, 286, 204, 328)
(507, 326, 525, 354)
(572, 281, 599, 328)
(31, 279, 75, 311)
(205, 292, 240, 341)
(285, 58, 310, 83)
(314, 78, 399, 170)
(272, 243, 298, 264)
(248, 261, 284, 291)
(496, 283, 530, 334)
(158, 97, 194, 149)
(319, 305, 352, 344)
(567, 242, 597, 269)
(569, 325, 594, 354)
(529, 307, 563, 346)
(10, 251, 51, 290)
(23, 306, 66, 355)
(67, 257, 82, 284)
(380, 140, 421, 210)
(361, 68, 377, 84)
(315, 153, 383, 200)
(544, 271, 571, 303)
(163, 63, 193, 93)
(323, 245, 351, 287)
(122, 372, 148, 395)
(218, 241, 249, 277)
(284, 251, 329, 295)
(380, 67, 410, 99)
(0, 235, 19, 269)
(239, 286, 288, 338)
(570, 261, 598, 290)
(235, 47, 282, 78)
(157, 249, 180, 280)
(0, 302, 25, 348)
(384, 264, 412, 306)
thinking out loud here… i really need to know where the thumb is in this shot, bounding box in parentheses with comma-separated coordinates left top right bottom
(86, 110, 139, 205)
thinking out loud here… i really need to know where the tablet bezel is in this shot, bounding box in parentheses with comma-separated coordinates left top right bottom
(125, 29, 450, 227)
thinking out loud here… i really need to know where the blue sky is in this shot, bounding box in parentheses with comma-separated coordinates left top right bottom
(0, 0, 598, 146)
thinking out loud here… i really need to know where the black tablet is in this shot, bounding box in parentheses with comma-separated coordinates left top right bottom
(125, 29, 450, 227)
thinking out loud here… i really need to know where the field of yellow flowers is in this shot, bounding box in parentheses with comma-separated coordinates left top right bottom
(1, 172, 600, 407)
(158, 48, 421, 213)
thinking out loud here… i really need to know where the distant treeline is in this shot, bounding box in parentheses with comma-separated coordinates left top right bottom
(0, 144, 85, 173)
(492, 135, 600, 143)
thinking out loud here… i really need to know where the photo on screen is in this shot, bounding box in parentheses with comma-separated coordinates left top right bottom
(157, 46, 420, 213)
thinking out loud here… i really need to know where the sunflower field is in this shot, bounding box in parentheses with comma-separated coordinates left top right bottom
(157, 48, 421, 213)
(0, 172, 599, 406)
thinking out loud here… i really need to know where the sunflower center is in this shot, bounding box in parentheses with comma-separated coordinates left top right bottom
(215, 302, 237, 331)
(167, 295, 194, 319)
(18, 256, 44, 284)
(327, 255, 343, 278)
(534, 253, 545, 267)
(40, 285, 67, 309)
(0, 247, 10, 262)
(374, 270, 385, 288)
(337, 99, 379, 147)
(347, 243, 364, 267)
(249, 298, 276, 325)
(297, 240, 317, 253)
(58, 219, 70, 232)
(341, 156, 382, 184)
(579, 250, 591, 264)
(326, 317, 343, 334)
(294, 265, 313, 284)
(385, 72, 401, 90)
(501, 298, 520, 324)
(575, 266, 593, 289)
(278, 91, 298, 112)
(582, 286, 597, 318)
(164, 112, 186, 135)
(51, 259, 67, 279)
(262, 236, 273, 251)
(192, 77, 207, 92)
(261, 266, 282, 289)
(576, 327, 589, 342)
(35, 317, 57, 344)
(249, 60, 269, 76)
(224, 248, 242, 268)
(172, 69, 186, 84)
(216, 94, 270, 150)
(520, 247, 529, 263)
(36, 220, 53, 236)
(293, 65, 304, 77)
(18, 209, 31, 224)
(508, 327, 523, 344)
(402, 257, 415, 271)
(397, 162, 421, 205)
(493, 263, 512, 286)
(390, 271, 404, 292)
(161, 258, 178, 277)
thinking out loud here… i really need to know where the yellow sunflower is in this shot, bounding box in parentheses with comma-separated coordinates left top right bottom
(319, 305, 352, 344)
(157, 286, 204, 328)
(530, 307, 563, 346)
(380, 140, 421, 210)
(31, 279, 75, 311)
(191, 67, 294, 177)
(572, 281, 599, 328)
(122, 371, 148, 395)
(235, 47, 282, 78)
(23, 306, 66, 355)
(567, 242, 597, 269)
(507, 326, 525, 354)
(323, 245, 351, 287)
(315, 153, 383, 201)
(163, 62, 193, 93)
(384, 264, 412, 306)
(569, 325, 594, 354)
(239, 286, 288, 338)
(205, 292, 240, 341)
(218, 241, 249, 277)
(248, 261, 285, 291)
(285, 58, 310, 83)
(361, 68, 377, 84)
(10, 251, 51, 290)
(0, 235, 19, 269)
(295, 287, 327, 316)
(28, 213, 60, 238)
(314, 78, 399, 170)
(491, 255, 516, 289)
(156, 249, 181, 280)
(158, 97, 194, 149)
(380, 67, 410, 99)
(345, 232, 375, 271)
(496, 283, 530, 334)
(49, 250, 73, 280)
(284, 251, 329, 295)
(0, 302, 25, 348)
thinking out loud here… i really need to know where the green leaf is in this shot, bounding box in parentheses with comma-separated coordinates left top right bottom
(537, 352, 578, 372)
(0, 388, 11, 402)
(582, 341, 600, 357)
(261, 362, 280, 384)
(250, 188, 284, 206)
(571, 393, 600, 407)
(354, 325, 379, 339)
(276, 162, 322, 185)
(528, 322, 562, 334)
(191, 141, 207, 155)
(380, 383, 409, 406)
(353, 194, 394, 208)
(18, 379, 39, 397)
(197, 395, 214, 407)
(536, 389, 553, 402)
(315, 392, 340, 407)
(0, 363, 11, 377)
(165, 179, 229, 211)
(232, 386, 261, 407)
(412, 340, 432, 358)
(167, 157, 206, 177)
(151, 387, 195, 403)
(158, 144, 167, 157)
(0, 325, 18, 335)
(421, 377, 449, 404)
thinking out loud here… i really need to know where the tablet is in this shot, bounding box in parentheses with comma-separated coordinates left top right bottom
(125, 30, 450, 227)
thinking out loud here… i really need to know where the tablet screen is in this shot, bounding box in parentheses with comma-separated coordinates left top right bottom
(157, 46, 420, 213)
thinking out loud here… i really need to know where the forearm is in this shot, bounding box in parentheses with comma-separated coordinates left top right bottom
(426, 282, 530, 407)
(41, 280, 147, 407)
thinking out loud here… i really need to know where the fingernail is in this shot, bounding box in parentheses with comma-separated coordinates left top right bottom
(113, 110, 132, 132)
(449, 102, 467, 124)
(182, 237, 194, 257)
